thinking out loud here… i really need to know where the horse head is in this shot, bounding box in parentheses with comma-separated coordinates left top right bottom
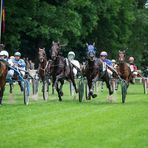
(86, 43, 96, 61)
(38, 48, 46, 63)
(51, 41, 61, 61)
(118, 50, 125, 63)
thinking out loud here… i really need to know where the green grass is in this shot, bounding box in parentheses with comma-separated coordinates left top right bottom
(0, 82, 148, 148)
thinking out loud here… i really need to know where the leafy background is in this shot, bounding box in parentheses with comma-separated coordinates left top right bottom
(2, 0, 148, 68)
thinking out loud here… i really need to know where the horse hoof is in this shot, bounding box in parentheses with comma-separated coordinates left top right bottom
(110, 91, 114, 95)
(87, 96, 91, 100)
(92, 94, 97, 98)
(75, 89, 78, 93)
(59, 99, 62, 101)
(89, 91, 93, 96)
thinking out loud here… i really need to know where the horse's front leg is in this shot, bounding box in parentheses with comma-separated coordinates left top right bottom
(90, 74, 98, 98)
(87, 79, 93, 100)
(87, 75, 98, 100)
(59, 79, 64, 96)
(104, 73, 113, 95)
(0, 88, 5, 105)
(9, 83, 13, 94)
(70, 75, 78, 93)
(54, 74, 64, 101)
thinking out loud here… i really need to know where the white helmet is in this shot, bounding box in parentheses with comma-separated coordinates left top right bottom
(112, 59, 116, 63)
(100, 51, 107, 56)
(129, 56, 134, 61)
(0, 50, 9, 57)
(14, 52, 21, 57)
(68, 51, 75, 57)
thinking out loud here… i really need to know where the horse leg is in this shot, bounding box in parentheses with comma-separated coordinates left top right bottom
(0, 90, 2, 105)
(55, 80, 62, 101)
(87, 77, 97, 100)
(18, 81, 23, 92)
(87, 79, 95, 100)
(104, 73, 113, 95)
(0, 87, 4, 105)
(70, 75, 78, 93)
(54, 74, 64, 101)
(10, 83, 13, 94)
(59, 79, 64, 96)
(90, 75, 98, 98)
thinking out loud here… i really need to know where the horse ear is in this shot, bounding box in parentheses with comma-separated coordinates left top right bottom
(93, 42, 95, 46)
(86, 43, 88, 46)
(52, 41, 55, 44)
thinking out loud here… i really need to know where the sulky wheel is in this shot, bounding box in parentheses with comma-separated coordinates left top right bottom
(32, 78, 39, 95)
(23, 80, 30, 105)
(43, 80, 49, 100)
(78, 78, 84, 102)
(121, 80, 128, 103)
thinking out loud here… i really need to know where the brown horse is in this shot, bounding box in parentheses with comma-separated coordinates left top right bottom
(38, 48, 52, 95)
(50, 41, 78, 101)
(0, 60, 8, 104)
(38, 48, 48, 82)
(117, 50, 133, 85)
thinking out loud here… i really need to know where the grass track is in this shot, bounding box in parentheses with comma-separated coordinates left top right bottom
(0, 82, 148, 148)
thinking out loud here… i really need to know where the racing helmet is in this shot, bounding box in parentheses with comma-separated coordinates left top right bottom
(100, 51, 108, 56)
(129, 56, 134, 62)
(68, 51, 75, 60)
(0, 50, 9, 57)
(112, 59, 116, 63)
(14, 52, 21, 57)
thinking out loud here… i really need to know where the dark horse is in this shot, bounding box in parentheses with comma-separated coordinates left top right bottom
(0, 60, 8, 104)
(84, 44, 113, 100)
(117, 50, 133, 86)
(50, 41, 78, 101)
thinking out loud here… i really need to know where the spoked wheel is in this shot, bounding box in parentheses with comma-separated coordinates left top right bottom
(142, 78, 147, 94)
(43, 80, 49, 100)
(121, 80, 128, 103)
(23, 80, 30, 105)
(70, 82, 75, 96)
(78, 77, 84, 102)
(85, 80, 89, 100)
(32, 78, 39, 95)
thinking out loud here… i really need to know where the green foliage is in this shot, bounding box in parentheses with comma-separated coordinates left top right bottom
(1, 0, 148, 67)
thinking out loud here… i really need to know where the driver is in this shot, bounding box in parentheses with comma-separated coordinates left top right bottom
(8, 52, 26, 78)
(68, 51, 80, 77)
(99, 51, 113, 76)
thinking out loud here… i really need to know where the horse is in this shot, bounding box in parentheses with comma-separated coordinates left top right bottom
(50, 41, 78, 101)
(38, 48, 48, 82)
(0, 60, 8, 104)
(38, 48, 51, 93)
(84, 44, 113, 100)
(116, 50, 133, 85)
